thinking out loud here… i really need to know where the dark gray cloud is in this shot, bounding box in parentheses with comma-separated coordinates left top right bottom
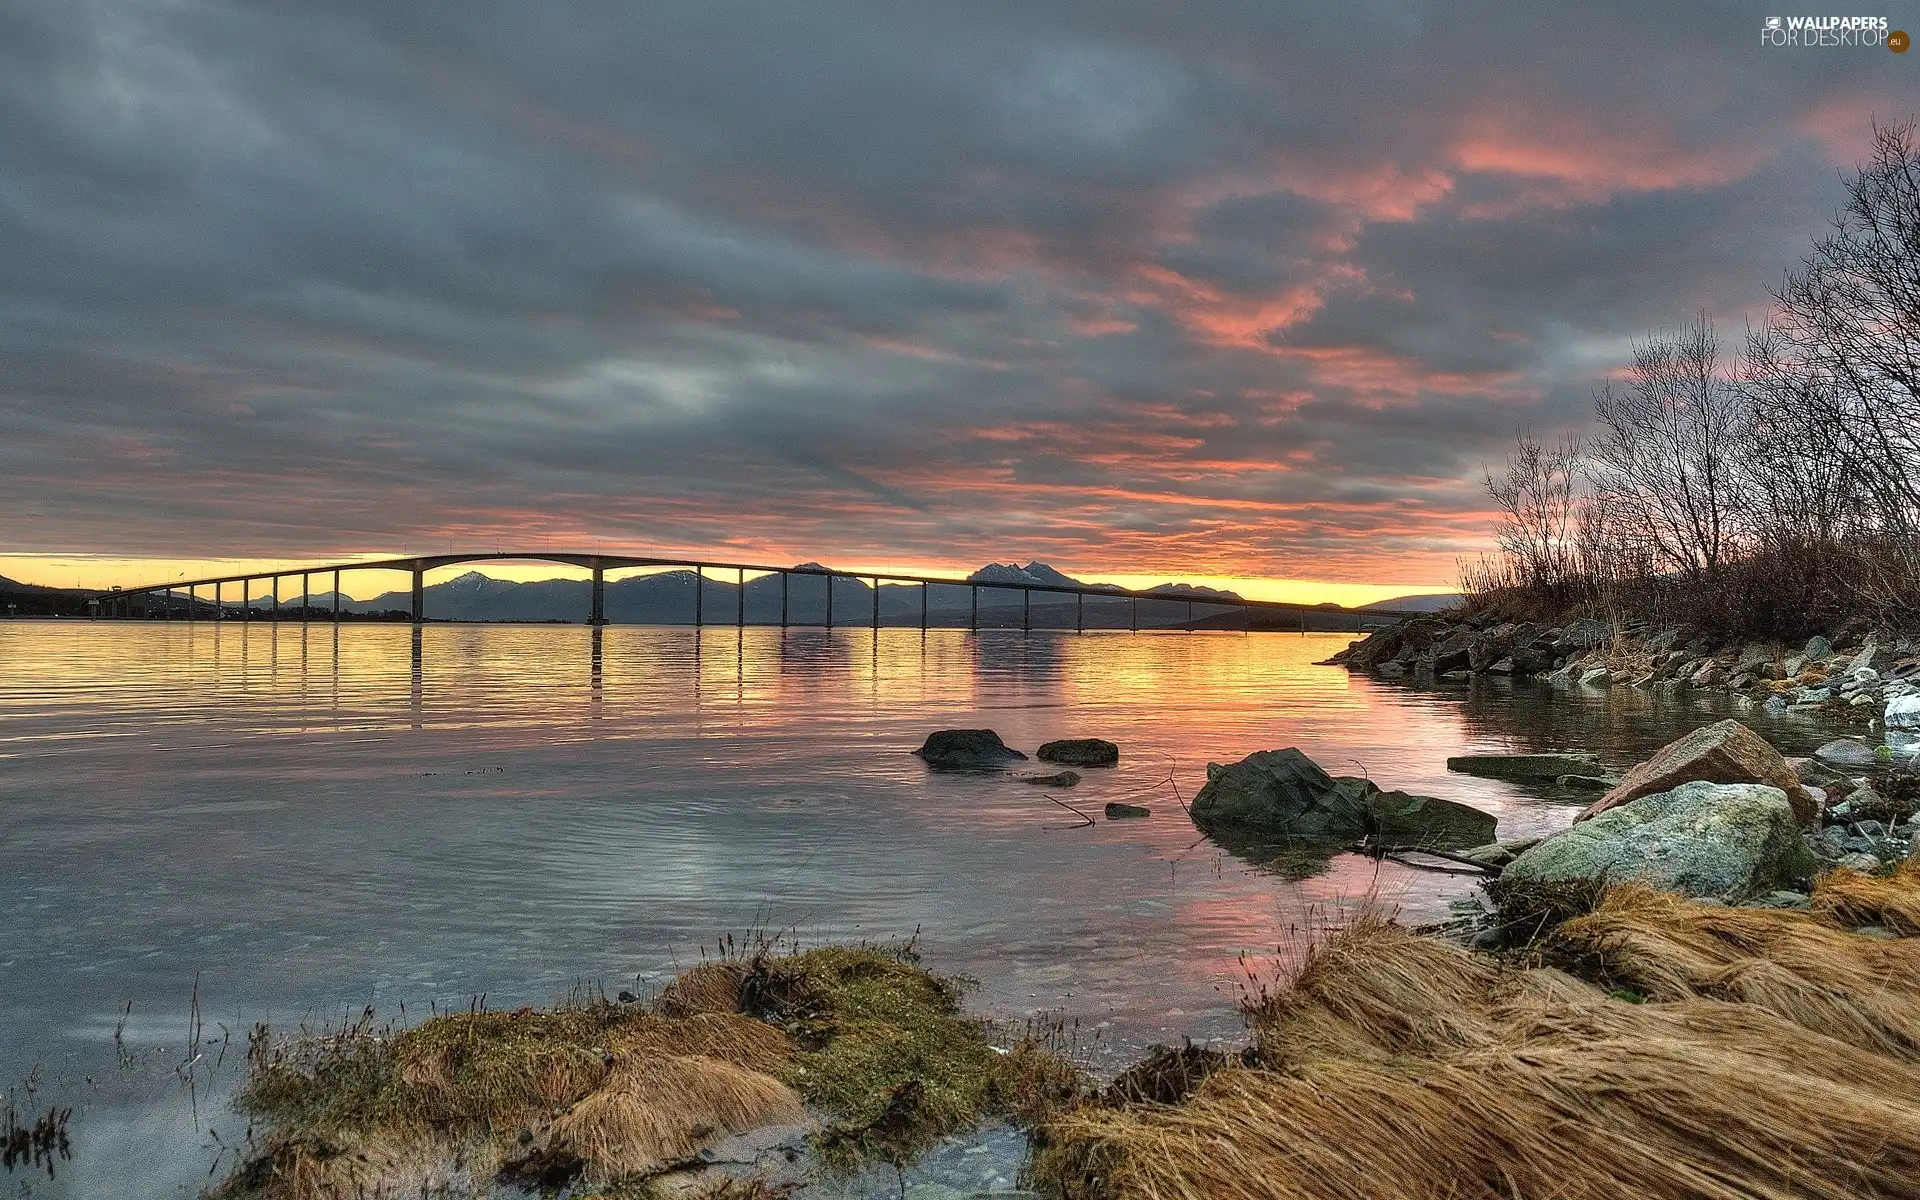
(1, 0, 1912, 581)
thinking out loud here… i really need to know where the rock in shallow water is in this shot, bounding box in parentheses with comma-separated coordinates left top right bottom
(1190, 748, 1496, 850)
(1504, 781, 1814, 903)
(1022, 770, 1081, 788)
(1104, 802, 1151, 819)
(1813, 738, 1882, 771)
(1580, 719, 1810, 825)
(1035, 737, 1120, 767)
(913, 729, 1027, 769)
(1446, 751, 1604, 781)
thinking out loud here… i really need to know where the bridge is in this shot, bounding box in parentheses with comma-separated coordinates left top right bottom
(93, 551, 1423, 631)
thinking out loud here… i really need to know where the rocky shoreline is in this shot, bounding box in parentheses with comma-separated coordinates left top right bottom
(1325, 613, 1920, 721)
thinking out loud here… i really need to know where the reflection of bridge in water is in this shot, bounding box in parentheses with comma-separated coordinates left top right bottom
(97, 551, 1420, 631)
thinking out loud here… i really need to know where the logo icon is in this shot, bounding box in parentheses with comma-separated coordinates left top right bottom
(1893, 28, 1911, 50)
(1765, 16, 1782, 30)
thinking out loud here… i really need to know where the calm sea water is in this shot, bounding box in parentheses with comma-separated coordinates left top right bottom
(0, 622, 1837, 1196)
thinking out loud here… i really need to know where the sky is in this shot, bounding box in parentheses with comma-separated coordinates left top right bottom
(1, 2, 1913, 602)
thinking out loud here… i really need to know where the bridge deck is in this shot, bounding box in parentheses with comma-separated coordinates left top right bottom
(97, 551, 1425, 624)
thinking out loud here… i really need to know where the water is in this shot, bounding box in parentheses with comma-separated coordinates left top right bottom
(0, 622, 1841, 1196)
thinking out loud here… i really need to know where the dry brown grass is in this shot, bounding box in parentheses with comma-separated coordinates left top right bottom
(655, 963, 749, 1017)
(1813, 859, 1920, 934)
(1545, 882, 1920, 1059)
(1034, 896, 1920, 1200)
(524, 1053, 807, 1180)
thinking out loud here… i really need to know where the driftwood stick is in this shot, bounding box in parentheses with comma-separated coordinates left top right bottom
(1348, 842, 1501, 875)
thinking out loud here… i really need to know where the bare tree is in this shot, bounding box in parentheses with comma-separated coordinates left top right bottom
(1484, 430, 1581, 591)
(1754, 120, 1920, 547)
(1587, 314, 1750, 581)
(1740, 327, 1869, 547)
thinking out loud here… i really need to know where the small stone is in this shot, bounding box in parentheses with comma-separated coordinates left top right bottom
(1036, 738, 1120, 767)
(1814, 739, 1881, 770)
(1805, 634, 1835, 660)
(1023, 770, 1081, 788)
(1104, 801, 1151, 819)
(1836, 851, 1883, 873)
(1853, 820, 1888, 837)
(1752, 890, 1811, 910)
(1579, 667, 1611, 686)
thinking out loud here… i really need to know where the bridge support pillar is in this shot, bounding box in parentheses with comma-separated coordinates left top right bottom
(872, 577, 879, 629)
(1186, 599, 1193, 632)
(920, 582, 927, 631)
(411, 567, 423, 624)
(780, 572, 788, 628)
(1131, 595, 1138, 633)
(301, 573, 310, 623)
(214, 580, 222, 619)
(188, 585, 196, 622)
(333, 570, 341, 622)
(271, 578, 280, 622)
(969, 585, 977, 631)
(825, 573, 833, 629)
(1022, 588, 1030, 634)
(694, 567, 703, 627)
(737, 567, 745, 627)
(241, 579, 250, 620)
(590, 565, 606, 626)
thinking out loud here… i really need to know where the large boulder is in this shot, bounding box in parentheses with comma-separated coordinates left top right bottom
(1502, 782, 1814, 903)
(1418, 627, 1478, 674)
(1037, 738, 1120, 767)
(913, 729, 1027, 769)
(1578, 720, 1810, 825)
(1191, 748, 1495, 850)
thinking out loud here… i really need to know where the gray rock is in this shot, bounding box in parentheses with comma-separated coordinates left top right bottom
(1022, 770, 1081, 788)
(1813, 739, 1882, 770)
(1763, 695, 1789, 715)
(1104, 802, 1151, 819)
(1752, 890, 1812, 910)
(1805, 634, 1835, 660)
(1036, 738, 1120, 767)
(1851, 642, 1897, 674)
(1501, 781, 1814, 903)
(1579, 667, 1611, 686)
(914, 729, 1027, 769)
(1556, 774, 1617, 790)
(1191, 748, 1497, 850)
(1558, 618, 1609, 650)
(1835, 852, 1883, 874)
(1853, 820, 1888, 837)
(1446, 751, 1604, 781)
